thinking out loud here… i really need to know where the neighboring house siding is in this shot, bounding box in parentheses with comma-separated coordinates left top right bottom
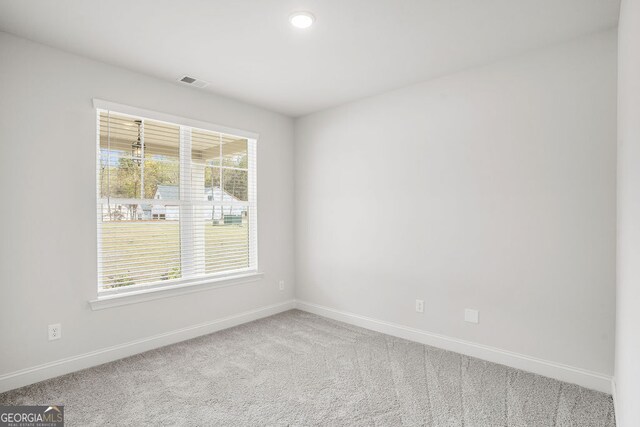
(152, 185, 244, 221)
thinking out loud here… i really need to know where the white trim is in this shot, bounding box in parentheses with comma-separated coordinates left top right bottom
(247, 139, 258, 272)
(295, 300, 613, 394)
(95, 112, 103, 295)
(93, 99, 259, 140)
(90, 272, 264, 310)
(179, 125, 196, 278)
(0, 299, 295, 394)
(611, 378, 618, 424)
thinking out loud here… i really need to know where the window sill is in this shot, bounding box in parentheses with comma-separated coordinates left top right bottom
(88, 272, 264, 311)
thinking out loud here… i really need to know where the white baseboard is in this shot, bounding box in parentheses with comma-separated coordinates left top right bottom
(611, 378, 618, 423)
(0, 299, 296, 394)
(295, 300, 613, 394)
(0, 299, 613, 397)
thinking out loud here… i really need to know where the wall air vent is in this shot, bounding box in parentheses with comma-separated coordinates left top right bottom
(178, 75, 210, 89)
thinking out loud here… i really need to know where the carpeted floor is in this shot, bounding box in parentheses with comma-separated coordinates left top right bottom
(0, 310, 615, 426)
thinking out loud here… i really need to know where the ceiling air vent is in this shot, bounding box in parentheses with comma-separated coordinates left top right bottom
(178, 75, 210, 89)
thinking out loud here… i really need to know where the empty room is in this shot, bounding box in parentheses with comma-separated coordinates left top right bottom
(0, 0, 638, 425)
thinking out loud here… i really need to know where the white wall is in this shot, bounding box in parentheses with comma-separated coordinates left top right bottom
(295, 30, 617, 379)
(0, 26, 619, 396)
(616, 0, 640, 425)
(0, 32, 295, 382)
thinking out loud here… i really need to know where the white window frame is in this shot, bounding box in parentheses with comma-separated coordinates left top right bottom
(90, 99, 260, 310)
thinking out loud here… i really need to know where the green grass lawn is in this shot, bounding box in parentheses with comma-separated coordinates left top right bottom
(100, 221, 249, 288)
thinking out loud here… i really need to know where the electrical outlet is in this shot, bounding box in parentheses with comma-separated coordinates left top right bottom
(415, 299, 424, 313)
(48, 323, 61, 341)
(278, 280, 285, 291)
(464, 309, 479, 324)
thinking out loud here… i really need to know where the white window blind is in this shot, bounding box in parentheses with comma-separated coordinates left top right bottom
(96, 109, 257, 293)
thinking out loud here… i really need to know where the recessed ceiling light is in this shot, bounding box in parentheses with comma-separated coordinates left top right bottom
(289, 11, 315, 29)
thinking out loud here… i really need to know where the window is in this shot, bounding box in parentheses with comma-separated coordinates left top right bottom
(96, 106, 257, 294)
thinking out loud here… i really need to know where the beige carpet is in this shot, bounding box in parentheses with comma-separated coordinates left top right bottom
(0, 310, 615, 426)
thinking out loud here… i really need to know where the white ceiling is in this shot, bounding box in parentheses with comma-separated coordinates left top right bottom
(0, 0, 620, 117)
